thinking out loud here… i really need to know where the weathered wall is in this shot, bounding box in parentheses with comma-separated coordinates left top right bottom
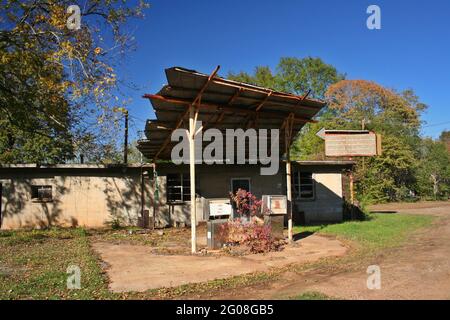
(296, 173, 344, 223)
(150, 164, 284, 227)
(0, 168, 147, 230)
(0, 163, 348, 230)
(292, 164, 344, 223)
(150, 163, 346, 226)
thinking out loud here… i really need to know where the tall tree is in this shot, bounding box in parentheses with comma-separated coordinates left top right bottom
(0, 0, 149, 164)
(276, 57, 345, 99)
(416, 138, 450, 199)
(228, 57, 344, 100)
(440, 130, 450, 153)
(325, 80, 427, 202)
(227, 56, 344, 159)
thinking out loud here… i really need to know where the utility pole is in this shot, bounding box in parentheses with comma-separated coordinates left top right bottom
(124, 109, 128, 164)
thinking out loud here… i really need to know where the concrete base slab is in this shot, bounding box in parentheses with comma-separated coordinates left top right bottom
(92, 234, 347, 292)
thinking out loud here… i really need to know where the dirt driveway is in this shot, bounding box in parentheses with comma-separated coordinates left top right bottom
(92, 234, 347, 292)
(212, 201, 450, 300)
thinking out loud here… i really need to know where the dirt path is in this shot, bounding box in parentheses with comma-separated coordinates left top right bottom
(209, 201, 450, 300)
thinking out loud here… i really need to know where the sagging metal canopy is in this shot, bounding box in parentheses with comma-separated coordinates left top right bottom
(137, 66, 326, 161)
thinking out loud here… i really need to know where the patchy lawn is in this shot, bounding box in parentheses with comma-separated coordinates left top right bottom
(0, 226, 279, 300)
(0, 213, 435, 300)
(0, 228, 116, 300)
(293, 213, 434, 249)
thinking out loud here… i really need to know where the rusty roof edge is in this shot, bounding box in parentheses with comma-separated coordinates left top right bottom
(163, 66, 326, 107)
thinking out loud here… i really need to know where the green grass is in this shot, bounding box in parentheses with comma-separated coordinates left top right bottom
(290, 291, 333, 300)
(0, 228, 117, 300)
(293, 213, 434, 249)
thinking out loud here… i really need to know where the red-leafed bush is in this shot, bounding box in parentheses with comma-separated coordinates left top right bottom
(219, 217, 282, 254)
(220, 190, 284, 254)
(229, 189, 262, 217)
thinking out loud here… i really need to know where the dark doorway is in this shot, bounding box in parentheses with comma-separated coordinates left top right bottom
(230, 178, 251, 193)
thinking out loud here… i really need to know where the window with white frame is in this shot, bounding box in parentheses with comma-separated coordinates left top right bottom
(292, 171, 314, 199)
(167, 173, 190, 202)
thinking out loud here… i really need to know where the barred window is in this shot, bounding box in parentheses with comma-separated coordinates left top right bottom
(31, 185, 53, 201)
(167, 174, 190, 202)
(292, 172, 314, 199)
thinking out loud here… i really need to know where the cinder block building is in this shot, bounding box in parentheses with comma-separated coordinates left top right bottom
(0, 161, 353, 230)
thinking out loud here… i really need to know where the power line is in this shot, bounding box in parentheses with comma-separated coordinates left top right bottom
(422, 120, 450, 128)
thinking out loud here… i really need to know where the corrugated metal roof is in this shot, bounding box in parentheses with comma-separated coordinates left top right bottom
(138, 66, 326, 160)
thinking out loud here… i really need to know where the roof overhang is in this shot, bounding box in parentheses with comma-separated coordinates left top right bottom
(138, 66, 326, 161)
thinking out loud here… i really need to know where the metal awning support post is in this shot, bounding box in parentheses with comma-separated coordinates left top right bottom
(188, 65, 221, 254)
(284, 114, 295, 242)
(286, 157, 293, 242)
(189, 105, 197, 253)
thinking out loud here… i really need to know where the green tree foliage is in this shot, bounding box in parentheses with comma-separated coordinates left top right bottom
(228, 56, 344, 100)
(0, 0, 149, 164)
(228, 57, 446, 203)
(357, 136, 417, 203)
(416, 138, 450, 199)
(127, 140, 148, 164)
(228, 66, 277, 90)
(440, 130, 450, 153)
(227, 57, 344, 160)
(276, 57, 345, 99)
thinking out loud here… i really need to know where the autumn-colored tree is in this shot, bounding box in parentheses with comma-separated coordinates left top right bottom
(0, 0, 149, 163)
(324, 80, 428, 202)
(326, 80, 426, 134)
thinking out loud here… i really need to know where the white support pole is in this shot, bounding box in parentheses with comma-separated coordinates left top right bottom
(189, 105, 197, 253)
(285, 114, 294, 242)
(286, 155, 293, 242)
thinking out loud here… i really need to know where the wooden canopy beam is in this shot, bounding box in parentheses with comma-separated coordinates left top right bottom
(255, 91, 272, 112)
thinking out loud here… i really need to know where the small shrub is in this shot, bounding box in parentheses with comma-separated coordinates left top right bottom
(220, 217, 283, 254)
(106, 215, 125, 230)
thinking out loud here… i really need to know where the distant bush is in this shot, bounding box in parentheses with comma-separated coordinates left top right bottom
(105, 214, 125, 230)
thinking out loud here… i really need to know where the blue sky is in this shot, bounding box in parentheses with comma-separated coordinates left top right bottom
(119, 0, 450, 140)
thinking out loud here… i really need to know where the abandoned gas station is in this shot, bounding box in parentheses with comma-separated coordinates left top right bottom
(136, 66, 356, 252)
(0, 66, 361, 253)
